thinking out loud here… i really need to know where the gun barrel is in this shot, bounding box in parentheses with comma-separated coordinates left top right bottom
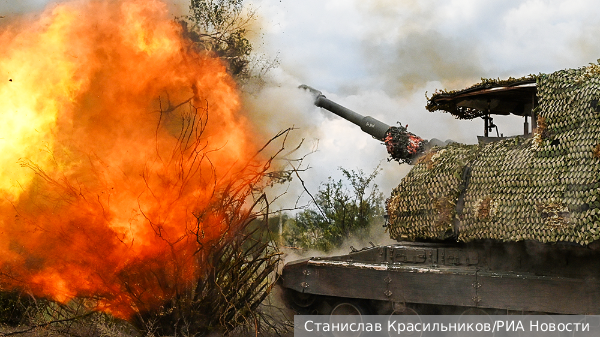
(299, 84, 390, 140)
(300, 84, 428, 164)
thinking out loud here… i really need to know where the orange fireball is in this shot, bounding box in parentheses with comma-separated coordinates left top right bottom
(0, 0, 264, 317)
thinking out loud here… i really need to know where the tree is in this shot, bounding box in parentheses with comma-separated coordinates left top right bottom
(286, 166, 385, 251)
(181, 0, 256, 81)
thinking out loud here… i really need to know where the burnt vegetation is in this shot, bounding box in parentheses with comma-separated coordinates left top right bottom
(132, 196, 284, 336)
(0, 100, 293, 337)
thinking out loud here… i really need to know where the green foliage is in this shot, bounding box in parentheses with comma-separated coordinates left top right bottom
(244, 212, 288, 250)
(286, 167, 385, 251)
(182, 0, 255, 80)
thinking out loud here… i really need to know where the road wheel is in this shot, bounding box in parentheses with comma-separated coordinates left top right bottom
(283, 289, 317, 314)
(458, 308, 493, 337)
(388, 306, 422, 337)
(290, 291, 316, 308)
(329, 300, 369, 337)
(330, 301, 370, 315)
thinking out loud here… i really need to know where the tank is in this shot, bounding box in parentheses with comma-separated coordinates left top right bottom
(281, 64, 600, 315)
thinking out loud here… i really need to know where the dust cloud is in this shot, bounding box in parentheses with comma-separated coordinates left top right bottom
(281, 220, 399, 266)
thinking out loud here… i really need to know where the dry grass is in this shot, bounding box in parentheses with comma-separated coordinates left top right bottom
(0, 101, 297, 336)
(1, 196, 290, 337)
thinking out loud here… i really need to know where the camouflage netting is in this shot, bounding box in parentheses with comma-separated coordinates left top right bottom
(388, 63, 600, 245)
(387, 143, 480, 241)
(425, 75, 537, 119)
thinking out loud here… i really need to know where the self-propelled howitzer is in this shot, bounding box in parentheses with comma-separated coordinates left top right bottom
(299, 84, 427, 164)
(282, 67, 600, 316)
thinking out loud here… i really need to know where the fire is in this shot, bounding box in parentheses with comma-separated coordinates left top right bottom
(0, 0, 265, 317)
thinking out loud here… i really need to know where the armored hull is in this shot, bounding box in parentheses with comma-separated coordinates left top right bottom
(283, 240, 600, 315)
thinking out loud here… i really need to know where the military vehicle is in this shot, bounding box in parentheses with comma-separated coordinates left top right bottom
(282, 64, 600, 316)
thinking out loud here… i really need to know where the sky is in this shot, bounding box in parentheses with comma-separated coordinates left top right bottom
(244, 0, 600, 210)
(3, 0, 600, 216)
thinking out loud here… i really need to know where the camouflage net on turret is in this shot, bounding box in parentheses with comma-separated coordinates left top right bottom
(387, 143, 480, 241)
(388, 63, 600, 245)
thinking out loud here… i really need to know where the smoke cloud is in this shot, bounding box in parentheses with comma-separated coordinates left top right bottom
(357, 0, 600, 95)
(365, 31, 484, 93)
(0, 0, 49, 14)
(242, 74, 322, 146)
(357, 0, 491, 94)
